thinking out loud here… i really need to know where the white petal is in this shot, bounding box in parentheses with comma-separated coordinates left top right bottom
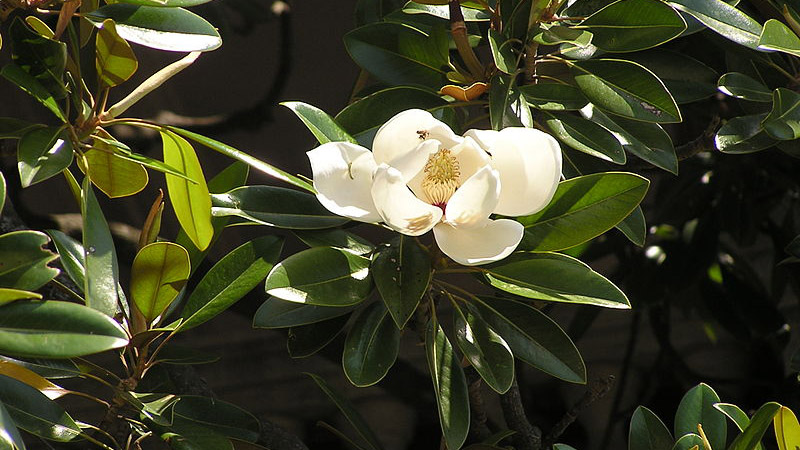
(487, 127, 562, 216)
(372, 109, 461, 166)
(451, 136, 490, 183)
(307, 142, 380, 222)
(433, 219, 524, 266)
(371, 164, 442, 236)
(463, 129, 500, 151)
(388, 139, 438, 182)
(444, 165, 500, 228)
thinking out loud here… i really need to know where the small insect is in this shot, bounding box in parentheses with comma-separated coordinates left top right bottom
(417, 130, 429, 140)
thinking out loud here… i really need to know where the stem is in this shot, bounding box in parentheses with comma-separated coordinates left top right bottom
(541, 375, 616, 448)
(450, 0, 485, 80)
(500, 377, 540, 450)
(465, 367, 491, 441)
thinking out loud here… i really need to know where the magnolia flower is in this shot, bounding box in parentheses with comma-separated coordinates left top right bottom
(307, 109, 562, 266)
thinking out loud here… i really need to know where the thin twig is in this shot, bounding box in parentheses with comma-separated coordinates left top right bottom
(465, 366, 492, 442)
(499, 377, 541, 450)
(541, 375, 616, 449)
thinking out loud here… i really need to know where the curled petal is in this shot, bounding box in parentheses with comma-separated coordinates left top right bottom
(388, 139, 438, 183)
(463, 129, 500, 151)
(433, 219, 524, 266)
(487, 127, 562, 217)
(451, 136, 491, 183)
(445, 165, 500, 228)
(371, 164, 442, 236)
(372, 109, 461, 166)
(307, 142, 380, 222)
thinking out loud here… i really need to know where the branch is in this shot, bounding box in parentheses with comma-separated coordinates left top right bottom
(499, 377, 541, 450)
(541, 375, 616, 449)
(465, 367, 491, 442)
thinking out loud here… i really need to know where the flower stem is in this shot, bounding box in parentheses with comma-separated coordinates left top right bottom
(450, 0, 485, 80)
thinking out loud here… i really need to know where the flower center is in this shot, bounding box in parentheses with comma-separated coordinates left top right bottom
(422, 148, 460, 208)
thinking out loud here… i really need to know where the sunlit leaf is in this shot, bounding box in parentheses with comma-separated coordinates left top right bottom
(83, 148, 148, 198)
(0, 231, 58, 291)
(0, 374, 80, 442)
(579, 0, 686, 52)
(0, 64, 66, 122)
(131, 242, 190, 323)
(728, 402, 780, 450)
(82, 177, 121, 317)
(96, 19, 138, 88)
(774, 406, 800, 450)
(453, 303, 514, 394)
(674, 383, 726, 450)
(668, 0, 761, 48)
(17, 126, 73, 187)
(282, 101, 357, 145)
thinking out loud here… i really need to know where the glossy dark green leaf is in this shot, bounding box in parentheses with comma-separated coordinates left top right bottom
(211, 186, 349, 230)
(85, 4, 221, 51)
(179, 236, 283, 331)
(343, 302, 400, 387)
(488, 29, 516, 74)
(266, 247, 372, 307)
(534, 24, 593, 46)
(0, 288, 41, 303)
(475, 297, 585, 383)
(0, 301, 128, 358)
(0, 231, 58, 291)
(17, 126, 73, 187)
(171, 396, 260, 443)
(117, 0, 213, 6)
(131, 242, 190, 323)
(453, 303, 513, 394)
(489, 73, 525, 129)
(715, 113, 777, 154)
(629, 406, 673, 450)
(344, 22, 448, 88)
(294, 229, 374, 256)
(95, 19, 138, 88)
(9, 18, 67, 98)
(287, 314, 351, 358)
(152, 344, 219, 365)
(0, 64, 66, 122)
(758, 19, 800, 57)
(763, 88, 800, 140)
(161, 130, 213, 251)
(0, 374, 80, 442)
(0, 399, 25, 450)
(335, 87, 448, 138)
(668, 0, 761, 48)
(714, 402, 753, 433)
(518, 172, 649, 251)
(583, 106, 678, 173)
(46, 230, 85, 293)
(519, 83, 589, 111)
(542, 111, 625, 163)
(617, 206, 646, 246)
(571, 59, 681, 123)
(158, 425, 233, 450)
(580, 0, 686, 52)
(728, 402, 781, 450)
(282, 101, 357, 145)
(624, 49, 718, 104)
(371, 235, 431, 329)
(672, 433, 703, 450)
(0, 118, 40, 139)
(82, 177, 121, 317)
(0, 357, 81, 380)
(717, 72, 772, 102)
(674, 383, 726, 450)
(167, 126, 313, 193)
(482, 252, 630, 309)
(402, 2, 490, 21)
(426, 314, 469, 450)
(254, 296, 355, 328)
(306, 372, 384, 450)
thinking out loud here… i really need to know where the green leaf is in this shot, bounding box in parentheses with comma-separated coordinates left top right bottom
(0, 231, 58, 291)
(0, 64, 66, 122)
(489, 73, 525, 129)
(254, 296, 355, 328)
(624, 49, 718, 104)
(668, 0, 762, 48)
(294, 229, 374, 256)
(629, 406, 673, 450)
(714, 403, 753, 433)
(17, 126, 73, 187)
(519, 83, 589, 111)
(488, 29, 516, 75)
(402, 2, 490, 21)
(335, 87, 448, 138)
(533, 24, 593, 46)
(617, 206, 646, 246)
(45, 230, 85, 293)
(542, 111, 625, 163)
(371, 235, 431, 329)
(117, 0, 213, 6)
(0, 118, 40, 140)
(344, 22, 448, 88)
(161, 130, 213, 251)
(0, 400, 26, 450)
(211, 186, 349, 230)
(672, 433, 703, 450)
(131, 242, 190, 323)
(306, 373, 384, 450)
(92, 135, 194, 182)
(179, 236, 283, 331)
(9, 18, 67, 99)
(287, 314, 351, 358)
(95, 19, 138, 88)
(85, 4, 221, 52)
(0, 301, 128, 358)
(728, 402, 781, 450)
(774, 406, 800, 450)
(83, 147, 149, 198)
(82, 177, 121, 317)
(715, 113, 777, 154)
(674, 383, 726, 450)
(482, 252, 630, 309)
(518, 172, 649, 251)
(282, 102, 357, 145)
(583, 106, 678, 173)
(0, 374, 80, 442)
(152, 344, 219, 365)
(0, 288, 42, 303)
(453, 303, 514, 394)
(171, 396, 260, 443)
(579, 0, 686, 52)
(0, 171, 4, 214)
(571, 58, 681, 123)
(717, 72, 772, 102)
(758, 19, 800, 57)
(343, 302, 400, 387)
(763, 88, 800, 140)
(0, 357, 81, 380)
(426, 314, 469, 450)
(475, 297, 585, 383)
(265, 247, 372, 307)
